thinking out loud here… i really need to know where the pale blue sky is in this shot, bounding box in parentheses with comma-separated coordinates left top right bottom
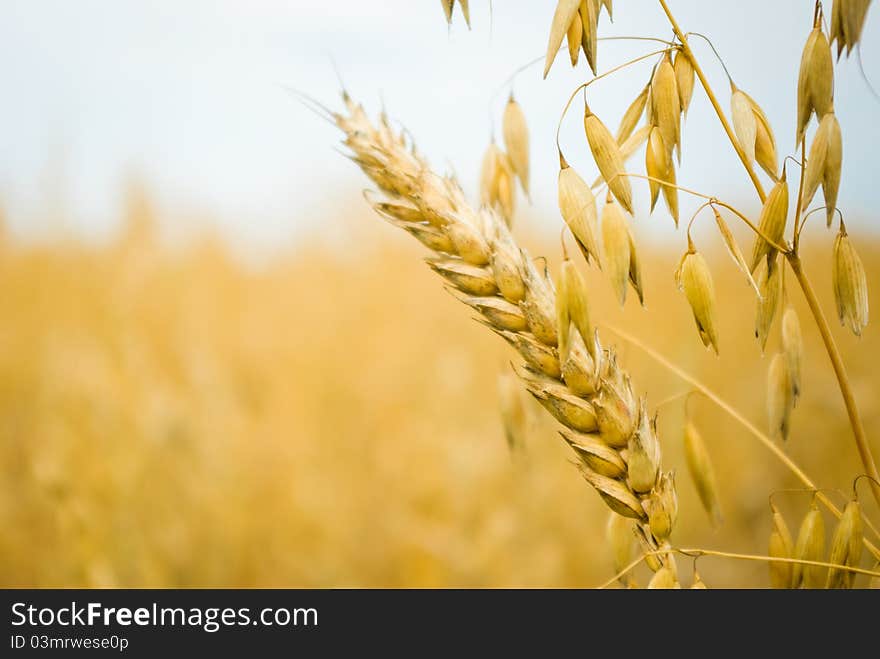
(0, 1, 877, 251)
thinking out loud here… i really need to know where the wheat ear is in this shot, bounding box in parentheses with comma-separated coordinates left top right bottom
(335, 94, 677, 571)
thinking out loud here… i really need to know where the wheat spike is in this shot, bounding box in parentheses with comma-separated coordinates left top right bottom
(338, 95, 677, 560)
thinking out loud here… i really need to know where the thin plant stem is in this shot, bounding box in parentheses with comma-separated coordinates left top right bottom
(657, 0, 880, 514)
(657, 0, 767, 202)
(604, 324, 880, 558)
(555, 48, 671, 152)
(597, 547, 880, 588)
(793, 140, 807, 253)
(710, 200, 789, 253)
(786, 253, 880, 507)
(685, 32, 734, 85)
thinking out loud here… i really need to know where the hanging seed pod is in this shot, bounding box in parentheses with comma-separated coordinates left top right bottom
(600, 0, 613, 20)
(556, 259, 594, 362)
(768, 353, 794, 442)
(606, 513, 635, 585)
(647, 566, 680, 589)
(566, 10, 583, 66)
(796, 25, 834, 146)
(731, 84, 758, 166)
(782, 306, 803, 404)
(769, 503, 795, 588)
(558, 156, 602, 266)
(675, 239, 720, 354)
(802, 112, 842, 222)
(646, 127, 669, 212)
(578, 0, 600, 75)
(503, 94, 530, 197)
(660, 151, 679, 226)
(616, 84, 649, 144)
(441, 0, 454, 23)
(831, 0, 873, 57)
(644, 471, 678, 541)
(793, 502, 826, 588)
(755, 256, 782, 352)
(627, 403, 661, 493)
(750, 171, 789, 272)
(712, 207, 760, 294)
(673, 49, 695, 116)
(584, 105, 633, 213)
(651, 51, 681, 160)
(543, 0, 582, 78)
(498, 371, 529, 452)
(626, 221, 645, 305)
(827, 499, 863, 589)
(683, 420, 722, 527)
(746, 92, 780, 181)
(601, 198, 632, 305)
(832, 227, 869, 336)
(480, 141, 502, 205)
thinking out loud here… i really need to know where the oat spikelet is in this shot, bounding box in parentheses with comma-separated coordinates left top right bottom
(731, 85, 758, 166)
(768, 353, 794, 442)
(755, 256, 782, 352)
(578, 0, 600, 75)
(675, 239, 719, 354)
(826, 499, 863, 589)
(802, 112, 842, 221)
(601, 197, 633, 305)
(651, 52, 681, 160)
(793, 502, 826, 588)
(480, 142, 516, 225)
(782, 306, 803, 404)
(502, 95, 530, 197)
(745, 91, 780, 181)
(337, 95, 677, 553)
(832, 227, 869, 336)
(584, 104, 633, 213)
(683, 420, 722, 527)
(712, 207, 760, 294)
(566, 10, 583, 66)
(558, 155, 601, 266)
(797, 25, 834, 146)
(673, 49, 695, 116)
(544, 0, 582, 78)
(616, 85, 649, 144)
(831, 0, 874, 57)
(556, 258, 594, 362)
(645, 127, 668, 213)
(750, 170, 789, 272)
(769, 503, 794, 588)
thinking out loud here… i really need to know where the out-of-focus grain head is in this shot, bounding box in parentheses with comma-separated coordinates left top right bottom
(782, 306, 803, 404)
(830, 0, 873, 58)
(647, 566, 680, 589)
(498, 370, 530, 453)
(606, 512, 635, 587)
(793, 501, 826, 588)
(767, 352, 794, 442)
(675, 239, 719, 354)
(584, 103, 633, 213)
(832, 226, 870, 337)
(826, 499, 863, 588)
(750, 169, 789, 272)
(769, 503, 794, 588)
(502, 94, 530, 198)
(683, 419, 722, 527)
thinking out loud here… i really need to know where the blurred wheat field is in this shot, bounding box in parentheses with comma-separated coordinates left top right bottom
(1, 193, 878, 588)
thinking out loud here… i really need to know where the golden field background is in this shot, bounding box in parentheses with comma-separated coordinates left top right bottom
(1, 190, 879, 588)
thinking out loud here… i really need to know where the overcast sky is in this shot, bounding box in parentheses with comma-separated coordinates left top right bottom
(0, 1, 877, 251)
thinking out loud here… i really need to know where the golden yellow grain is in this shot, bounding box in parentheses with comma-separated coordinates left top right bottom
(767, 352, 794, 442)
(675, 242, 720, 354)
(750, 172, 789, 272)
(793, 502, 826, 588)
(673, 49, 695, 116)
(584, 105, 633, 213)
(832, 227, 870, 336)
(544, 0, 582, 78)
(782, 306, 803, 404)
(755, 256, 782, 352)
(683, 420, 722, 527)
(627, 405, 661, 493)
(826, 499, 863, 588)
(769, 503, 794, 588)
(503, 95, 531, 197)
(558, 157, 601, 266)
(616, 84, 649, 144)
